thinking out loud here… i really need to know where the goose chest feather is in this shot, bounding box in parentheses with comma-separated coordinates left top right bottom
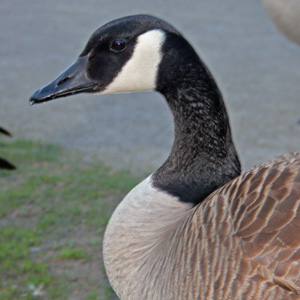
(30, 15, 300, 300)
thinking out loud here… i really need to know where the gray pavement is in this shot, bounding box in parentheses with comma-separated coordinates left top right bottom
(1, 0, 299, 175)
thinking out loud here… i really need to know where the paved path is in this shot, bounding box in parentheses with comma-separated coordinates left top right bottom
(1, 1, 299, 175)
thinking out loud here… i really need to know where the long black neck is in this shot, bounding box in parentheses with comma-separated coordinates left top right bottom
(153, 33, 241, 206)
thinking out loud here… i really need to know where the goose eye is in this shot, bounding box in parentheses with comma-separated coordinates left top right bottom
(110, 38, 127, 53)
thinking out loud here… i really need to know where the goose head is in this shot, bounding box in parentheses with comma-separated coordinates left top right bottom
(29, 15, 186, 103)
(30, 15, 241, 205)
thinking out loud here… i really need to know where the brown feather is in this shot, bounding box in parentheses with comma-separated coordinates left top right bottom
(201, 152, 300, 299)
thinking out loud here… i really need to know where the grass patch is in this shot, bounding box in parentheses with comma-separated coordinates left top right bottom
(58, 247, 88, 260)
(0, 139, 142, 299)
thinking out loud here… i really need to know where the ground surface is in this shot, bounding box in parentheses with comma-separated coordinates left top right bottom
(1, 0, 299, 175)
(0, 141, 136, 299)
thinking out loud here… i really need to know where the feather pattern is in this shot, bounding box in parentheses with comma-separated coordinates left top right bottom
(104, 153, 300, 299)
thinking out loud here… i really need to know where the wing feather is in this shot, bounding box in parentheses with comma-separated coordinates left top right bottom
(224, 153, 300, 293)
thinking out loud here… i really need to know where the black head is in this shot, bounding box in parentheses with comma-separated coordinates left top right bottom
(29, 15, 182, 104)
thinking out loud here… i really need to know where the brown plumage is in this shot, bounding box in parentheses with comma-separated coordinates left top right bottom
(180, 153, 300, 299)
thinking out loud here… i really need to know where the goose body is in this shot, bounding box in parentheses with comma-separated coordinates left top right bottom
(263, 0, 300, 45)
(30, 15, 300, 299)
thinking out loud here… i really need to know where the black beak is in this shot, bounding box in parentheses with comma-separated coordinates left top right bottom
(29, 56, 97, 105)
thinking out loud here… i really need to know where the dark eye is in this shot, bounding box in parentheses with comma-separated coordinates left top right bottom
(110, 38, 127, 53)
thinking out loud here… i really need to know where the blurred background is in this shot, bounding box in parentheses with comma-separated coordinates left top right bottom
(1, 0, 300, 173)
(0, 0, 299, 299)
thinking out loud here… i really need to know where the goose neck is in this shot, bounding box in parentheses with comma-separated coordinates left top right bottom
(154, 56, 241, 205)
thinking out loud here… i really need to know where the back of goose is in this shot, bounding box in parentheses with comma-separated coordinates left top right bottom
(263, 0, 300, 45)
(30, 15, 300, 299)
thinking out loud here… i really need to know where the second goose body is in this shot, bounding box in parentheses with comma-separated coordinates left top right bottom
(263, 0, 300, 45)
(30, 15, 300, 300)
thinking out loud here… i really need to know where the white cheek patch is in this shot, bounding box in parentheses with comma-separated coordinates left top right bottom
(102, 29, 165, 94)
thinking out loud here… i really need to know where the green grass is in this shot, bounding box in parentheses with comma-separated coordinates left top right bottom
(0, 139, 141, 299)
(58, 247, 88, 260)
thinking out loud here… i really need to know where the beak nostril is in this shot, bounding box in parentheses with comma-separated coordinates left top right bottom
(57, 76, 71, 87)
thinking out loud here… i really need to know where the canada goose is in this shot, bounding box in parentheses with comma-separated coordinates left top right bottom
(263, 0, 300, 46)
(30, 15, 300, 300)
(0, 127, 15, 170)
